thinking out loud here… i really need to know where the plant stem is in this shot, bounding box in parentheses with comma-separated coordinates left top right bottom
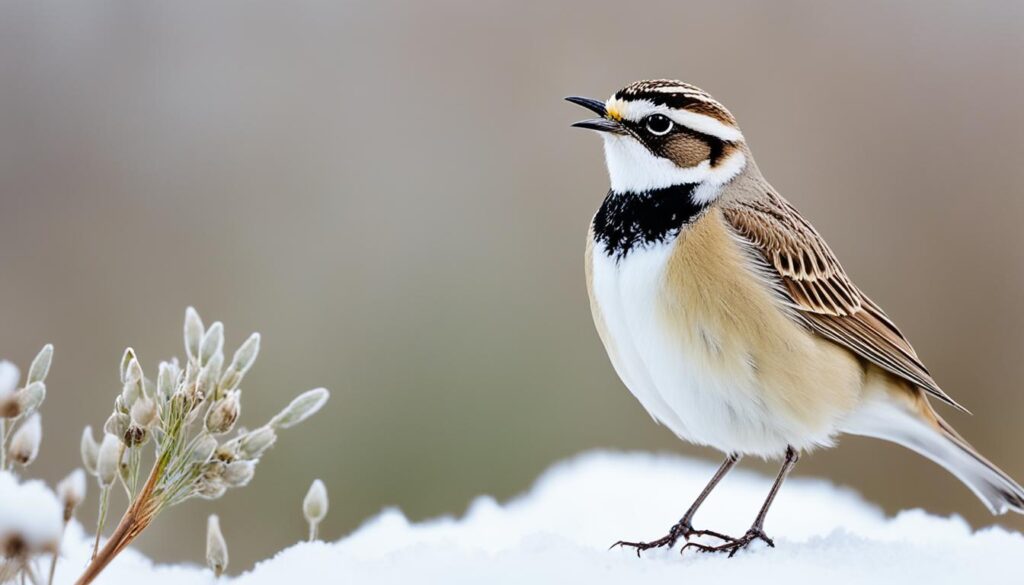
(91, 486, 111, 560)
(21, 561, 40, 585)
(77, 448, 169, 585)
(308, 521, 318, 542)
(47, 520, 69, 585)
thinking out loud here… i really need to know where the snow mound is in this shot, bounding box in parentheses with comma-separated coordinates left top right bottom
(54, 451, 1024, 584)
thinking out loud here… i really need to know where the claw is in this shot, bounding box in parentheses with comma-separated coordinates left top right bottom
(611, 522, 734, 556)
(680, 527, 774, 558)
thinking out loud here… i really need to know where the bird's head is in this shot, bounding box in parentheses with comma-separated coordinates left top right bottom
(568, 80, 748, 202)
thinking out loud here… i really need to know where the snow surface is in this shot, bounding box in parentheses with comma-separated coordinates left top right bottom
(49, 451, 1024, 584)
(0, 471, 62, 553)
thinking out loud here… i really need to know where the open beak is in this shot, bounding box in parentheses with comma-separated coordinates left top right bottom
(565, 96, 625, 134)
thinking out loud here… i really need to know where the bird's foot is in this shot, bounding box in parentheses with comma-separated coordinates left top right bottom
(611, 522, 734, 557)
(681, 527, 774, 558)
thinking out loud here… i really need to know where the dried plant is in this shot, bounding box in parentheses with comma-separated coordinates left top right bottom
(0, 345, 66, 585)
(0, 345, 52, 472)
(75, 308, 330, 584)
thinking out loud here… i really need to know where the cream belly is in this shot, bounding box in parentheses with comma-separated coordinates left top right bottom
(587, 212, 863, 458)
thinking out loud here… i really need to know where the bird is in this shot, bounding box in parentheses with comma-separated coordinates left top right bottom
(566, 80, 1024, 557)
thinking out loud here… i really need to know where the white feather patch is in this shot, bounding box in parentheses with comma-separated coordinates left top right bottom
(590, 238, 824, 458)
(601, 134, 746, 194)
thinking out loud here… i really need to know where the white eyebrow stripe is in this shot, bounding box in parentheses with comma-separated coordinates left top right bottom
(606, 98, 744, 142)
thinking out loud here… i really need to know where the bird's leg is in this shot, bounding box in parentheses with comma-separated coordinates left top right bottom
(683, 446, 799, 558)
(613, 453, 740, 555)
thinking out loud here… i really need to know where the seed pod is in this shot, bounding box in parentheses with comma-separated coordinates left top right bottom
(185, 307, 205, 363)
(199, 322, 224, 367)
(56, 468, 87, 522)
(191, 434, 219, 464)
(9, 413, 42, 466)
(104, 411, 130, 441)
(269, 388, 329, 430)
(130, 396, 158, 428)
(121, 380, 140, 406)
(195, 480, 227, 500)
(125, 358, 143, 386)
(205, 391, 240, 435)
(237, 427, 277, 459)
(119, 348, 135, 383)
(15, 381, 45, 415)
(157, 361, 179, 401)
(195, 465, 227, 500)
(123, 424, 148, 448)
(96, 433, 122, 487)
(220, 333, 260, 391)
(222, 460, 256, 487)
(80, 426, 99, 475)
(303, 479, 328, 541)
(0, 360, 19, 397)
(206, 515, 229, 577)
(26, 344, 53, 386)
(196, 358, 221, 403)
(213, 441, 239, 463)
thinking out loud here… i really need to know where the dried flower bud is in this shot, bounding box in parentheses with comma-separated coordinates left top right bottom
(123, 425, 148, 447)
(304, 479, 329, 524)
(191, 434, 218, 464)
(200, 322, 224, 367)
(222, 460, 255, 487)
(195, 480, 227, 500)
(80, 426, 99, 475)
(237, 427, 277, 459)
(8, 413, 41, 466)
(303, 479, 328, 541)
(206, 515, 229, 577)
(205, 391, 240, 435)
(157, 360, 179, 401)
(96, 433, 121, 486)
(213, 442, 238, 463)
(269, 388, 329, 430)
(14, 381, 46, 415)
(125, 358, 143, 386)
(220, 333, 260, 391)
(121, 380, 140, 406)
(195, 462, 227, 500)
(119, 347, 136, 383)
(142, 376, 156, 401)
(104, 411, 130, 441)
(185, 307, 205, 363)
(56, 468, 87, 522)
(26, 344, 53, 386)
(130, 396, 158, 428)
(0, 360, 19, 397)
(196, 358, 221, 402)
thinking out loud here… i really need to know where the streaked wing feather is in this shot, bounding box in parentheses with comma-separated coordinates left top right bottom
(723, 193, 968, 413)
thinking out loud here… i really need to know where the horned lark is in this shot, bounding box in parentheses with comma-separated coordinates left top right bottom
(567, 80, 1024, 556)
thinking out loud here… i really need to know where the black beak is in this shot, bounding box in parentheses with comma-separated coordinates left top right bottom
(565, 96, 625, 134)
(565, 96, 607, 116)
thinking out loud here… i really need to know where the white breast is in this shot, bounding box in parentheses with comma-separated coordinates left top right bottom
(590, 237, 809, 458)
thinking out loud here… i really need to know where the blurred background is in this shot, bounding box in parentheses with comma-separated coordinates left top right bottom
(2, 0, 1023, 571)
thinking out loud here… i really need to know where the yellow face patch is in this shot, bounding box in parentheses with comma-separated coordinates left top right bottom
(605, 99, 624, 122)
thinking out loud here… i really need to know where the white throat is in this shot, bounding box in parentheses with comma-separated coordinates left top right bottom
(601, 134, 746, 197)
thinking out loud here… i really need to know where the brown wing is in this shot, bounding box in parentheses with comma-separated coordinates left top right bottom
(722, 192, 968, 413)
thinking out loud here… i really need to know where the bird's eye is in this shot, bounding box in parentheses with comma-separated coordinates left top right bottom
(645, 114, 673, 136)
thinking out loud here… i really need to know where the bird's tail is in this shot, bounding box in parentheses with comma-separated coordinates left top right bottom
(842, 385, 1024, 515)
